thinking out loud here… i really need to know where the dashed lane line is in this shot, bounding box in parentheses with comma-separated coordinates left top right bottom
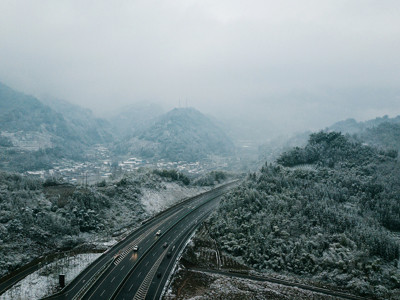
(114, 210, 181, 266)
(132, 249, 168, 300)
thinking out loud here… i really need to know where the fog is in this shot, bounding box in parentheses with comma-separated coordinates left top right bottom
(1, 0, 400, 136)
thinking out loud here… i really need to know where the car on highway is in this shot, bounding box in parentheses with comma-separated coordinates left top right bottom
(163, 242, 168, 248)
(156, 230, 161, 236)
(133, 245, 139, 251)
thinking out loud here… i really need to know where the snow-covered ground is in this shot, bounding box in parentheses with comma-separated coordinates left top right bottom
(164, 268, 340, 300)
(0, 253, 101, 300)
(141, 182, 210, 214)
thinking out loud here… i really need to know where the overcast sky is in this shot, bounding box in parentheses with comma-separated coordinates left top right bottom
(1, 0, 400, 134)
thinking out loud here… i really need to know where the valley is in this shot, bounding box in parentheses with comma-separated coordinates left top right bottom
(0, 82, 400, 300)
(1, 3, 400, 299)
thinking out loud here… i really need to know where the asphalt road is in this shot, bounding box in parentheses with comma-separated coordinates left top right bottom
(43, 181, 236, 300)
(113, 193, 219, 300)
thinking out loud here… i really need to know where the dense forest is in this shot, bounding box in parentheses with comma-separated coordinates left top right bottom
(0, 172, 144, 276)
(329, 115, 400, 135)
(358, 122, 400, 153)
(209, 132, 400, 298)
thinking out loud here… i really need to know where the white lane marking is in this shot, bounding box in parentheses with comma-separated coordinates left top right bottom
(133, 249, 168, 300)
(114, 209, 181, 266)
(100, 289, 105, 296)
(137, 272, 142, 278)
(120, 265, 125, 271)
(111, 276, 115, 282)
(129, 284, 134, 291)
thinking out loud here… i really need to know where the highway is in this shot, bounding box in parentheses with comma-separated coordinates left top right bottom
(44, 181, 236, 300)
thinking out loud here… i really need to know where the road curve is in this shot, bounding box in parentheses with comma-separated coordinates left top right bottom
(43, 181, 237, 300)
(113, 191, 220, 300)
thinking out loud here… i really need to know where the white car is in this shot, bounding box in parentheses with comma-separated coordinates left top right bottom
(133, 245, 139, 251)
(156, 230, 161, 236)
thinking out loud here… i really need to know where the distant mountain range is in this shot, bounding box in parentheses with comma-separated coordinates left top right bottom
(258, 115, 400, 165)
(328, 115, 400, 134)
(2, 80, 397, 173)
(328, 115, 400, 152)
(115, 107, 235, 162)
(0, 82, 236, 171)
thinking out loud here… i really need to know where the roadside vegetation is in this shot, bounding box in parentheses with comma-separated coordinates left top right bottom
(0, 169, 227, 278)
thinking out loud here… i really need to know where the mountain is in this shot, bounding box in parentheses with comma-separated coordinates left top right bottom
(329, 115, 400, 134)
(0, 82, 109, 171)
(328, 118, 361, 134)
(0, 83, 74, 140)
(359, 122, 400, 152)
(116, 107, 235, 162)
(107, 102, 165, 137)
(41, 97, 113, 144)
(328, 115, 400, 152)
(210, 132, 400, 298)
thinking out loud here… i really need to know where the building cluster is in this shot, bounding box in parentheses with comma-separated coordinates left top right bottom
(24, 145, 231, 184)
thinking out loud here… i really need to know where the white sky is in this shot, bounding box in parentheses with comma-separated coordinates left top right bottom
(1, 0, 400, 133)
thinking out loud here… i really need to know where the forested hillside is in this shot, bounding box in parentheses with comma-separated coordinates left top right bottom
(329, 115, 400, 152)
(41, 97, 113, 145)
(358, 122, 400, 153)
(0, 172, 143, 276)
(258, 115, 400, 170)
(329, 115, 400, 134)
(0, 169, 216, 277)
(209, 132, 400, 298)
(0, 83, 78, 143)
(0, 83, 110, 171)
(115, 107, 235, 162)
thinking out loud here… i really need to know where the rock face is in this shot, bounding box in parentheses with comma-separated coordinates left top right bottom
(119, 107, 235, 162)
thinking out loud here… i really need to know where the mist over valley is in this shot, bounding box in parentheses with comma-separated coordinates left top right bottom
(1, 1, 400, 299)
